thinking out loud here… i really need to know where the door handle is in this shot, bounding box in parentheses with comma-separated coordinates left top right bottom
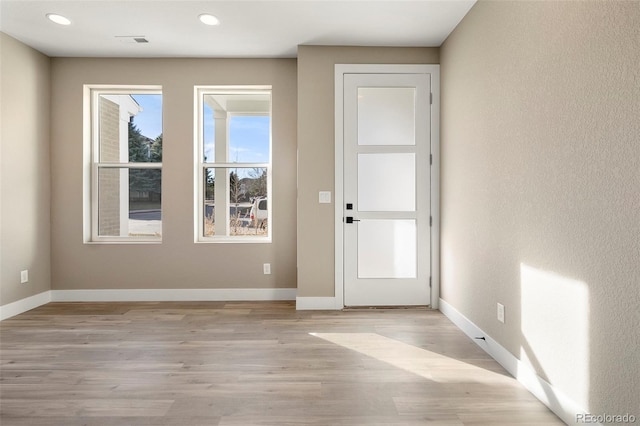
(345, 217, 360, 224)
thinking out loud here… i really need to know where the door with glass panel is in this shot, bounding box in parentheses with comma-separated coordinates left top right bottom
(343, 73, 430, 306)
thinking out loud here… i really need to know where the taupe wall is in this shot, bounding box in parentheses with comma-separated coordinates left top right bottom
(50, 58, 297, 290)
(296, 46, 439, 297)
(441, 1, 639, 415)
(0, 33, 51, 305)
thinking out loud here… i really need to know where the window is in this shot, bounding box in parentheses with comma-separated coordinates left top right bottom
(195, 86, 272, 242)
(86, 86, 163, 242)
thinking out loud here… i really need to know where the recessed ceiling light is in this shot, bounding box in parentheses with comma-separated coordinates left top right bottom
(198, 14, 220, 26)
(46, 13, 71, 26)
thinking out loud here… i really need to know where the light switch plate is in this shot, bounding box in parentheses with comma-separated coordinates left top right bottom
(319, 191, 332, 204)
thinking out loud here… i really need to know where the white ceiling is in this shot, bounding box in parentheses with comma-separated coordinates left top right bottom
(0, 0, 476, 58)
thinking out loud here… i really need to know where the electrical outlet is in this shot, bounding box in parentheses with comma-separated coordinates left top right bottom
(263, 263, 271, 275)
(497, 303, 505, 323)
(20, 270, 29, 284)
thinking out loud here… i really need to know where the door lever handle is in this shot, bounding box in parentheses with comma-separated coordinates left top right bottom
(345, 217, 360, 224)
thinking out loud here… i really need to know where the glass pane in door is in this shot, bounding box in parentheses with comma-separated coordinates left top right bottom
(357, 87, 415, 146)
(358, 153, 415, 212)
(357, 219, 417, 278)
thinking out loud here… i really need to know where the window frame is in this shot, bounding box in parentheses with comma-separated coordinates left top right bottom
(84, 85, 163, 244)
(194, 85, 273, 243)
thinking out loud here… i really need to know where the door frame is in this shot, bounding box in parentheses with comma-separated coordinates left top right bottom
(334, 64, 440, 309)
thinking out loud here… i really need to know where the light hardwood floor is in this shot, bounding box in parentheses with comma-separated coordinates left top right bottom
(0, 301, 563, 425)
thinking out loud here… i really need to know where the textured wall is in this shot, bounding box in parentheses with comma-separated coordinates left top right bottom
(297, 46, 439, 297)
(50, 58, 297, 291)
(441, 0, 639, 416)
(0, 33, 51, 306)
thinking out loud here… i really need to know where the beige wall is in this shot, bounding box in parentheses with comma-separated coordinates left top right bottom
(0, 33, 52, 305)
(50, 58, 297, 290)
(296, 46, 439, 297)
(441, 0, 639, 415)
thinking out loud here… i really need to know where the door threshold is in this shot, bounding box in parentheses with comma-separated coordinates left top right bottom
(343, 305, 432, 311)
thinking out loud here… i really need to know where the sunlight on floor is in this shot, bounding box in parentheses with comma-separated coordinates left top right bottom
(310, 332, 514, 385)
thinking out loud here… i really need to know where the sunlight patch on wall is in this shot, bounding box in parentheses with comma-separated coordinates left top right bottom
(520, 263, 590, 409)
(310, 332, 513, 385)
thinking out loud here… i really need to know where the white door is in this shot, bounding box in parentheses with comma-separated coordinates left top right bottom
(343, 73, 431, 306)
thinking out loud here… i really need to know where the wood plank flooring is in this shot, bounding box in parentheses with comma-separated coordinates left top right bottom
(0, 301, 563, 425)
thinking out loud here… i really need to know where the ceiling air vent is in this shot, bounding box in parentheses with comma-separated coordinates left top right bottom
(116, 36, 149, 44)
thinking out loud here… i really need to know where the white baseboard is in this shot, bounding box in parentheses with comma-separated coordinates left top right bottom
(439, 298, 594, 426)
(51, 288, 297, 302)
(296, 296, 339, 310)
(0, 291, 52, 320)
(3, 291, 344, 314)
